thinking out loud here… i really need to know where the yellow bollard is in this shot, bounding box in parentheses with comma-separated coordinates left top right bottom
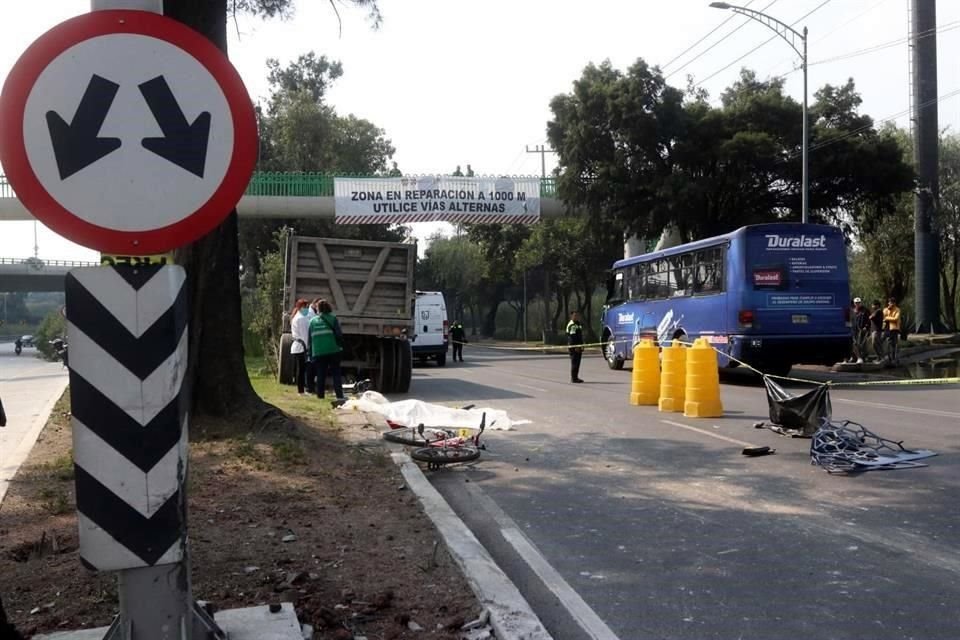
(683, 338, 723, 418)
(629, 339, 660, 406)
(658, 341, 686, 412)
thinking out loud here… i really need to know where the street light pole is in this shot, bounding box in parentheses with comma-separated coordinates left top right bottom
(709, 2, 809, 224)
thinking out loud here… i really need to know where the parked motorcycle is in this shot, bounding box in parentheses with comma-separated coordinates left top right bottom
(50, 338, 68, 368)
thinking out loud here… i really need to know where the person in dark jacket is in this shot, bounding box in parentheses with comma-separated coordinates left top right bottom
(450, 320, 467, 362)
(0, 595, 25, 640)
(566, 311, 585, 383)
(851, 297, 871, 363)
(309, 300, 345, 400)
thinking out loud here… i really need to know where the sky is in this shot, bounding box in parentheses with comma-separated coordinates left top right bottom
(1, 0, 959, 261)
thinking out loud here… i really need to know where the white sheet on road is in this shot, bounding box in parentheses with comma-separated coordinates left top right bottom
(340, 391, 526, 431)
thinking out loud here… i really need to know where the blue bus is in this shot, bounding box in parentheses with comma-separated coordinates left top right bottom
(600, 223, 851, 376)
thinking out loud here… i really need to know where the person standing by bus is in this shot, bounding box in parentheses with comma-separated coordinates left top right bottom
(869, 300, 884, 360)
(851, 298, 870, 363)
(450, 319, 467, 362)
(309, 300, 345, 401)
(567, 311, 585, 383)
(883, 297, 902, 364)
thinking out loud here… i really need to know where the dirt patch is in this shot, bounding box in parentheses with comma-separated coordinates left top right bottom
(0, 393, 480, 638)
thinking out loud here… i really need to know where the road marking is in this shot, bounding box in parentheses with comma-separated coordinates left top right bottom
(515, 382, 548, 393)
(465, 483, 624, 640)
(660, 419, 755, 447)
(833, 397, 960, 420)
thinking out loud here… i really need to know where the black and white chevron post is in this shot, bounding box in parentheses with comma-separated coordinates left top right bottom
(65, 264, 189, 572)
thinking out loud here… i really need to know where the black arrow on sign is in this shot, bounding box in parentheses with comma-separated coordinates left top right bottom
(139, 76, 211, 178)
(45, 75, 122, 180)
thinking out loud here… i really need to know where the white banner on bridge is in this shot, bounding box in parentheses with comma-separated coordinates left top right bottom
(334, 176, 541, 225)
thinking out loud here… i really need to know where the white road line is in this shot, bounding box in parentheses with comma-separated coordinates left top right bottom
(660, 419, 755, 447)
(465, 483, 624, 640)
(515, 382, 548, 393)
(833, 397, 960, 420)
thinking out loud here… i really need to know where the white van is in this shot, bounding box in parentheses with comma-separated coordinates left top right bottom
(413, 291, 449, 366)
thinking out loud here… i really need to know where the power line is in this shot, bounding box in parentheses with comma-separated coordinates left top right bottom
(761, 0, 893, 76)
(694, 0, 834, 88)
(665, 0, 780, 81)
(802, 20, 960, 71)
(769, 20, 960, 82)
(661, 0, 757, 71)
(779, 87, 960, 162)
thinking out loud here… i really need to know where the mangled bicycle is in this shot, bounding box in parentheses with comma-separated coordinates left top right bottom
(382, 413, 488, 469)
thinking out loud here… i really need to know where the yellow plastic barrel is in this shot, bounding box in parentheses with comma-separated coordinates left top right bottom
(629, 339, 660, 406)
(658, 341, 686, 412)
(683, 338, 723, 418)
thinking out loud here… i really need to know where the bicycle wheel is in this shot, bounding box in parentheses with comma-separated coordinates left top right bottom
(410, 446, 481, 465)
(383, 426, 455, 446)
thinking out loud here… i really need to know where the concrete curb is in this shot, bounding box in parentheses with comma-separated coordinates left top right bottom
(337, 409, 551, 639)
(391, 449, 553, 640)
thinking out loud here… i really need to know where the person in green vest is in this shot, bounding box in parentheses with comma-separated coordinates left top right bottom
(309, 300, 345, 401)
(566, 311, 585, 383)
(450, 319, 467, 362)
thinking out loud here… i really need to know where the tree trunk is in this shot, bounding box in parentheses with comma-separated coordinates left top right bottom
(481, 284, 506, 337)
(166, 0, 273, 426)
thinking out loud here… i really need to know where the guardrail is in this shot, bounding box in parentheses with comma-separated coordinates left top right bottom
(0, 257, 100, 269)
(0, 172, 560, 199)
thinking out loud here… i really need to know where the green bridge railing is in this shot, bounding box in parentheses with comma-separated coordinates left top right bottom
(0, 173, 558, 199)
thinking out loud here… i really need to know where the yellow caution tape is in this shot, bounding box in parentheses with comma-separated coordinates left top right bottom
(453, 337, 958, 387)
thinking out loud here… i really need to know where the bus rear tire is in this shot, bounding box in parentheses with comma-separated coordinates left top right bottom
(764, 361, 792, 378)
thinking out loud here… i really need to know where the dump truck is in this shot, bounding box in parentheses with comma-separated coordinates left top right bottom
(278, 235, 415, 393)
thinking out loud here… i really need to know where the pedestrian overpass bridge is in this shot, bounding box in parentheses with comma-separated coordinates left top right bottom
(0, 172, 565, 221)
(0, 172, 565, 292)
(0, 257, 100, 292)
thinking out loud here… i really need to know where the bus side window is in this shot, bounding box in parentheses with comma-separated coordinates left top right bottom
(648, 259, 669, 299)
(694, 247, 723, 294)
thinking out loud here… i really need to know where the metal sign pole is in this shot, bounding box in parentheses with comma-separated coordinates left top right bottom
(71, 6, 206, 640)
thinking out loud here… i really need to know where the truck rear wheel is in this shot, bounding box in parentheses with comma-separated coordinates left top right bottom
(396, 341, 412, 393)
(278, 333, 294, 385)
(378, 339, 396, 393)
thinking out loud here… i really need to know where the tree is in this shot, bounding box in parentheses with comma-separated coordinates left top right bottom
(419, 234, 484, 326)
(939, 133, 960, 330)
(547, 63, 914, 243)
(164, 0, 381, 426)
(465, 224, 531, 336)
(241, 52, 402, 277)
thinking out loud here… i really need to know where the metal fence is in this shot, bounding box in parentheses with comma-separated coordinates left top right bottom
(0, 257, 99, 269)
(0, 172, 559, 199)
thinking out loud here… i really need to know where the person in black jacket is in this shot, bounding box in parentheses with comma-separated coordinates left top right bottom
(0, 595, 25, 640)
(450, 320, 467, 362)
(566, 311, 585, 383)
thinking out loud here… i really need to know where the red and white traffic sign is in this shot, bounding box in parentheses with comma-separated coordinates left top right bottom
(0, 10, 258, 254)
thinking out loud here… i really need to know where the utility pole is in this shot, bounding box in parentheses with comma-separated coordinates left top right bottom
(911, 0, 942, 333)
(525, 145, 556, 341)
(525, 144, 555, 179)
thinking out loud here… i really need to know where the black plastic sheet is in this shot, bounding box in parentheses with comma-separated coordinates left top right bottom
(763, 376, 832, 437)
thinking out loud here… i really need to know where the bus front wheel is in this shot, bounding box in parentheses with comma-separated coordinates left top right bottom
(604, 332, 624, 370)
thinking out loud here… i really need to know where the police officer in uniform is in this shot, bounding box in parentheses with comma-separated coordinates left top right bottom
(566, 311, 585, 383)
(450, 319, 467, 362)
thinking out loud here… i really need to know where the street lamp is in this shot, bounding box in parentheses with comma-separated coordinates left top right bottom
(709, 2, 809, 224)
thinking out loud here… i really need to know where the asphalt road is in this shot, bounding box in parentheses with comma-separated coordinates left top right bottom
(409, 346, 960, 640)
(0, 341, 69, 506)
